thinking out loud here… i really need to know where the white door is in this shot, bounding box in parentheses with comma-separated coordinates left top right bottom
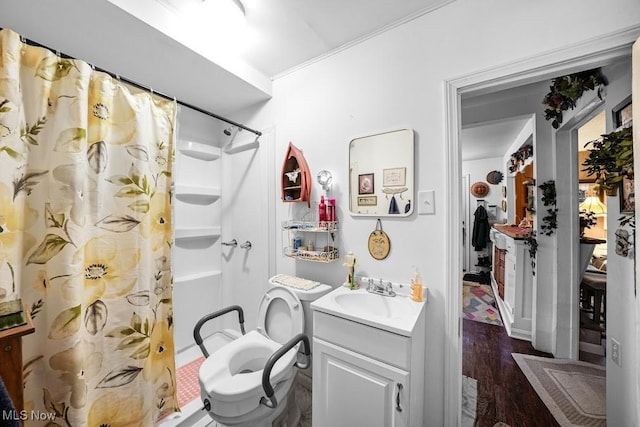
(313, 339, 409, 427)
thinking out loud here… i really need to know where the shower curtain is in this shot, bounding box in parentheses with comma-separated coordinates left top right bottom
(0, 29, 178, 425)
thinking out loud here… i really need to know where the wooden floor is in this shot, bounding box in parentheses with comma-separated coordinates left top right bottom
(462, 319, 560, 427)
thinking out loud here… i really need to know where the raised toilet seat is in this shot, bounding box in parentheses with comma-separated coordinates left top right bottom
(196, 285, 308, 426)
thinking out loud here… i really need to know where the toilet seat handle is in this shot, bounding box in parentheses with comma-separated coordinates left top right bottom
(260, 333, 311, 410)
(193, 305, 246, 358)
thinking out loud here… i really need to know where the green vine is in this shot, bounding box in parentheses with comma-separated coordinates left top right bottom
(524, 231, 538, 275)
(542, 69, 607, 129)
(538, 180, 558, 236)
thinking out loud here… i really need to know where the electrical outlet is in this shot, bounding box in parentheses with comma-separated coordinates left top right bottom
(611, 338, 621, 366)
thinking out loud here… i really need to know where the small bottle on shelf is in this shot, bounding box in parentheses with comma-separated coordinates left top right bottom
(318, 195, 327, 225)
(327, 198, 336, 222)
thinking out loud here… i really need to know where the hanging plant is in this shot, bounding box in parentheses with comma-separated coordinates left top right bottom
(538, 180, 558, 236)
(581, 126, 633, 196)
(579, 210, 597, 238)
(508, 144, 534, 173)
(524, 231, 538, 274)
(542, 68, 607, 129)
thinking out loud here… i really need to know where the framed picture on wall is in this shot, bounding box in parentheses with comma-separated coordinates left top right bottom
(358, 173, 374, 194)
(382, 167, 406, 187)
(620, 175, 635, 213)
(357, 195, 377, 206)
(612, 95, 632, 129)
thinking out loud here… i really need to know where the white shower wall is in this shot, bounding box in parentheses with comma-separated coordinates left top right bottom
(172, 106, 224, 353)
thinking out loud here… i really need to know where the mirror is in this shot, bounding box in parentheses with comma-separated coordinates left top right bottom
(349, 129, 414, 216)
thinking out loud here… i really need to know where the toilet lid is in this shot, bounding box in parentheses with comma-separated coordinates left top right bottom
(257, 286, 304, 345)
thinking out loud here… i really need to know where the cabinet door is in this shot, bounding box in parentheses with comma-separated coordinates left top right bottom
(313, 338, 409, 427)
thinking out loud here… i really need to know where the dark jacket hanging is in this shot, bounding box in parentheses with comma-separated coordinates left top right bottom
(472, 205, 490, 251)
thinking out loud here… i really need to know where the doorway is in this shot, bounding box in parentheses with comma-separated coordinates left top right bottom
(443, 30, 638, 426)
(576, 112, 608, 364)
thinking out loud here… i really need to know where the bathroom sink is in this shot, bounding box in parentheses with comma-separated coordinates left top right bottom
(333, 292, 405, 319)
(311, 285, 426, 336)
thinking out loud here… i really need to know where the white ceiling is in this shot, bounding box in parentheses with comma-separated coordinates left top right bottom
(238, 0, 454, 77)
(2, 0, 453, 115)
(461, 118, 531, 162)
(112, 0, 454, 78)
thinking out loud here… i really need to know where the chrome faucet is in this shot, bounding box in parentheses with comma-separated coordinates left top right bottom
(367, 278, 396, 297)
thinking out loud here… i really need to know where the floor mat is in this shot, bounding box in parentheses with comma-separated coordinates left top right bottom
(176, 356, 206, 408)
(461, 375, 477, 427)
(462, 281, 503, 326)
(512, 353, 605, 426)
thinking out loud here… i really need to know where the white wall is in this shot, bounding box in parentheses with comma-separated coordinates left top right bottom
(599, 60, 637, 426)
(462, 157, 505, 269)
(269, 1, 640, 424)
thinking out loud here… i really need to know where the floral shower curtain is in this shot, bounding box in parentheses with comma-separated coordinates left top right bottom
(0, 29, 178, 425)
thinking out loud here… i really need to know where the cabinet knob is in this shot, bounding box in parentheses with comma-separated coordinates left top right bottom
(4, 345, 11, 352)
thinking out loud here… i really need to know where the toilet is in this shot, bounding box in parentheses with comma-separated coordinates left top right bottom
(198, 276, 331, 427)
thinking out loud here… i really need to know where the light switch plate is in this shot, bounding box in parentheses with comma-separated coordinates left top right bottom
(418, 190, 435, 215)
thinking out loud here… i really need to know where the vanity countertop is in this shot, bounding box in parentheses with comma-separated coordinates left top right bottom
(493, 224, 533, 240)
(311, 285, 426, 336)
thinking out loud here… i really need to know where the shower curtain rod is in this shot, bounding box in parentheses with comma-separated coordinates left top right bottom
(6, 30, 262, 137)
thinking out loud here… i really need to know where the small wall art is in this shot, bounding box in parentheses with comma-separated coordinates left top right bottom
(358, 173, 374, 194)
(358, 195, 377, 206)
(620, 175, 635, 213)
(383, 167, 406, 187)
(470, 182, 489, 198)
(486, 170, 504, 185)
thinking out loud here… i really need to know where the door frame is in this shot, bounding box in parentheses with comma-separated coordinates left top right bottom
(443, 26, 640, 426)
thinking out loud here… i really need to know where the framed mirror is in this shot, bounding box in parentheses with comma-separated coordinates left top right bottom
(349, 129, 414, 216)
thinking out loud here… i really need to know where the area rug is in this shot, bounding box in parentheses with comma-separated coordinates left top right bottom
(512, 353, 606, 427)
(462, 281, 503, 326)
(461, 375, 477, 427)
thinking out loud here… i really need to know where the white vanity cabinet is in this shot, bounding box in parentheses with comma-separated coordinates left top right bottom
(490, 227, 533, 341)
(311, 288, 426, 427)
(313, 339, 409, 427)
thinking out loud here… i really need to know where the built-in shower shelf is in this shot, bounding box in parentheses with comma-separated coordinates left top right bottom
(175, 226, 221, 240)
(174, 185, 221, 203)
(178, 140, 221, 161)
(174, 270, 221, 284)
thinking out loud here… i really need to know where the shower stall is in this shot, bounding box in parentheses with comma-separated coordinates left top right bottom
(163, 105, 272, 426)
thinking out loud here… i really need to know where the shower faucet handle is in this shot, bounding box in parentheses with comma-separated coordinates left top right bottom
(222, 239, 237, 247)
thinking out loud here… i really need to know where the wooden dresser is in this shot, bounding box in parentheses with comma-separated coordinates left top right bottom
(0, 307, 34, 413)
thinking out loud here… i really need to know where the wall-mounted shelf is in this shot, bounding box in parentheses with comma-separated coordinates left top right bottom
(281, 221, 338, 262)
(282, 221, 338, 232)
(283, 248, 339, 263)
(174, 185, 221, 203)
(174, 270, 222, 284)
(175, 226, 221, 241)
(178, 140, 221, 161)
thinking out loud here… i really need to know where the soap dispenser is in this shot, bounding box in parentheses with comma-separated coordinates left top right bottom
(411, 267, 423, 302)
